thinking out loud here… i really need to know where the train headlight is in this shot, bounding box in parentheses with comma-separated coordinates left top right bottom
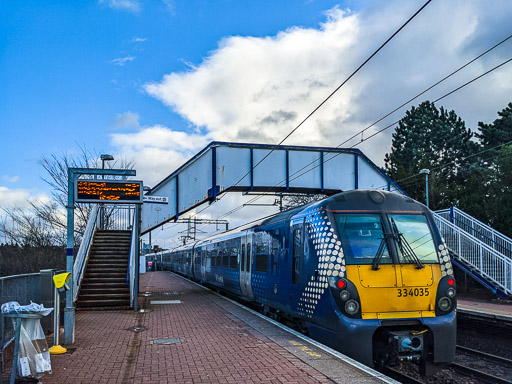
(446, 287, 456, 298)
(345, 299, 359, 315)
(437, 297, 452, 311)
(340, 291, 350, 301)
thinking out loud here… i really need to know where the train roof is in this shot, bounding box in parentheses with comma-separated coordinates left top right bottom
(168, 190, 425, 249)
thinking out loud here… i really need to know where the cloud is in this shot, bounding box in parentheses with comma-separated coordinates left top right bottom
(143, 0, 512, 168)
(0, 187, 50, 210)
(132, 37, 147, 43)
(111, 125, 209, 187)
(110, 56, 136, 66)
(162, 0, 175, 15)
(112, 111, 140, 130)
(2, 175, 19, 183)
(99, 0, 141, 12)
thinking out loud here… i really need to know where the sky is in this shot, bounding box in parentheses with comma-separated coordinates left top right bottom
(1, 0, 512, 247)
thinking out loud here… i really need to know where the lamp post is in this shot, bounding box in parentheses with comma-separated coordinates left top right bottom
(99, 154, 114, 229)
(419, 169, 430, 208)
(100, 154, 114, 171)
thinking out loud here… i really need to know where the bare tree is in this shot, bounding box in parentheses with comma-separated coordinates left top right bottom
(0, 146, 135, 247)
(281, 193, 327, 211)
(0, 204, 65, 247)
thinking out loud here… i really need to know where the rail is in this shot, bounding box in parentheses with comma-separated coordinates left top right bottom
(432, 212, 512, 296)
(72, 204, 99, 302)
(436, 207, 512, 258)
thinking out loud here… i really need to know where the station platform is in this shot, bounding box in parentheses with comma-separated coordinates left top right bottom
(37, 271, 394, 384)
(458, 297, 512, 321)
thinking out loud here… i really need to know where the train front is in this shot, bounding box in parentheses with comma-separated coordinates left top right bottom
(318, 190, 456, 373)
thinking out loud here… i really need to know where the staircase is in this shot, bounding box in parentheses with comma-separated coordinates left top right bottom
(433, 209, 512, 299)
(76, 230, 131, 309)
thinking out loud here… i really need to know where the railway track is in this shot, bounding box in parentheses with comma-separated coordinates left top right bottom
(450, 344, 512, 383)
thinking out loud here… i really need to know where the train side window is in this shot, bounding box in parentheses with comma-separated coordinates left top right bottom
(246, 244, 251, 271)
(229, 248, 238, 269)
(292, 228, 302, 285)
(222, 249, 229, 268)
(271, 238, 279, 275)
(255, 241, 268, 273)
(241, 244, 246, 272)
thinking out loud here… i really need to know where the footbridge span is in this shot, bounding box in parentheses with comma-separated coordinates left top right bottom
(142, 141, 404, 234)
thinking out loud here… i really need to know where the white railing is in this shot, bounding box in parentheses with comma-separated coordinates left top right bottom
(103, 205, 135, 231)
(436, 207, 512, 258)
(73, 205, 100, 302)
(433, 212, 512, 295)
(128, 207, 138, 309)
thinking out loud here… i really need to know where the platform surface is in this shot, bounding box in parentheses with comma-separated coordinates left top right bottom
(38, 271, 394, 384)
(458, 297, 512, 320)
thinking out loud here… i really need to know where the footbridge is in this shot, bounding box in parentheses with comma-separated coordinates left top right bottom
(141, 141, 405, 234)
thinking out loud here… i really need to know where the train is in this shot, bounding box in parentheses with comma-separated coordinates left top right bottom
(156, 189, 456, 375)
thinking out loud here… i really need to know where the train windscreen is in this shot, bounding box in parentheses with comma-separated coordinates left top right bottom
(388, 214, 439, 264)
(334, 214, 392, 265)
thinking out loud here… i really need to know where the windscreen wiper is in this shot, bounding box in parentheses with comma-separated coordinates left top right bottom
(390, 218, 424, 269)
(372, 232, 394, 270)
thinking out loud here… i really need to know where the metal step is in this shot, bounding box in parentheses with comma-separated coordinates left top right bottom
(76, 299, 130, 308)
(80, 287, 129, 295)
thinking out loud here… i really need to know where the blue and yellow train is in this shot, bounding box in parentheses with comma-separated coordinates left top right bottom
(157, 190, 456, 374)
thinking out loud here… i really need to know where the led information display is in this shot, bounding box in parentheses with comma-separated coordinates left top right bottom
(75, 180, 143, 203)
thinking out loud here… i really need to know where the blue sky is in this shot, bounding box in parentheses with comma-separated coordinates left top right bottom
(1, 0, 345, 196)
(2, 0, 512, 246)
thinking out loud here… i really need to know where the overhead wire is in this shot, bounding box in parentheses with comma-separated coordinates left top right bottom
(210, 32, 512, 219)
(161, 6, 512, 240)
(171, 1, 431, 237)
(195, 55, 512, 233)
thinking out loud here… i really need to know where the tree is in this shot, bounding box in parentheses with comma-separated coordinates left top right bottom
(473, 102, 512, 237)
(476, 102, 512, 150)
(281, 193, 327, 211)
(384, 101, 477, 210)
(0, 146, 135, 247)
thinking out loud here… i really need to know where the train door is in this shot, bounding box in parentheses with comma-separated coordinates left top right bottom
(240, 232, 254, 299)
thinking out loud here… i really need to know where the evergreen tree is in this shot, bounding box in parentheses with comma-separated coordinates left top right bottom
(476, 102, 512, 150)
(475, 102, 512, 237)
(384, 101, 477, 209)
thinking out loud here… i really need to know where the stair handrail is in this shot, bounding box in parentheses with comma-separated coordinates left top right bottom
(73, 204, 100, 302)
(436, 207, 512, 258)
(128, 206, 138, 309)
(432, 212, 512, 295)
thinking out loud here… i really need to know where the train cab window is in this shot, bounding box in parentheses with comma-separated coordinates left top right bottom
(241, 244, 246, 272)
(334, 214, 391, 265)
(246, 244, 251, 271)
(388, 214, 439, 264)
(292, 228, 302, 284)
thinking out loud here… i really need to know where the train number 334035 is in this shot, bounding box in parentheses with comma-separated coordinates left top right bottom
(397, 288, 429, 297)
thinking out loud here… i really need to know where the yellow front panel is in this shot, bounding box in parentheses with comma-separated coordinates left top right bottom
(399, 264, 434, 286)
(357, 265, 398, 287)
(347, 265, 441, 319)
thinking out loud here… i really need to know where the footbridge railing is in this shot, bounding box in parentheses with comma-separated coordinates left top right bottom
(432, 212, 512, 298)
(436, 207, 512, 258)
(72, 204, 139, 308)
(73, 204, 100, 302)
